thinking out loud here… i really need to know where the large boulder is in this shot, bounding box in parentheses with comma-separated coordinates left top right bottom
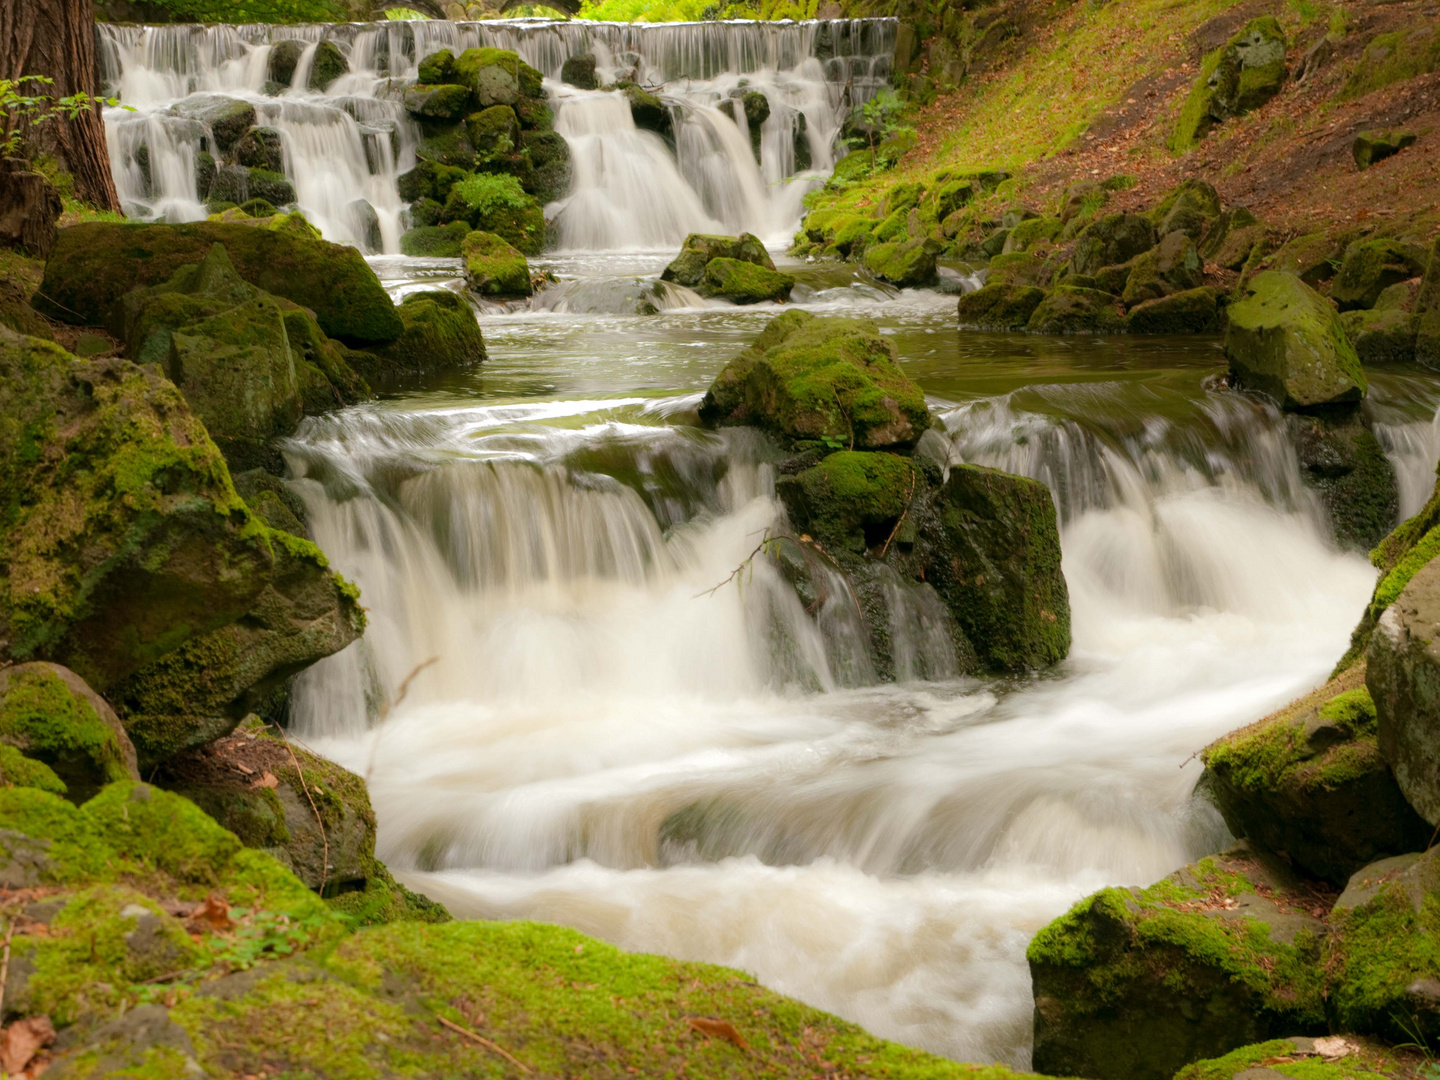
(267, 39, 306, 88)
(698, 310, 930, 451)
(1285, 412, 1397, 551)
(1366, 555, 1440, 826)
(1340, 307, 1418, 363)
(864, 237, 940, 288)
(208, 164, 296, 209)
(170, 94, 255, 152)
(117, 244, 302, 471)
(662, 232, 776, 287)
(1124, 287, 1219, 333)
(1173, 17, 1289, 150)
(957, 283, 1046, 330)
(453, 47, 543, 110)
(699, 257, 795, 304)
(0, 662, 140, 804)
(370, 290, 486, 374)
(521, 129, 572, 204)
(1223, 271, 1366, 410)
(463, 229, 531, 296)
(1353, 129, 1417, 170)
(1028, 841, 1328, 1080)
(1265, 231, 1346, 288)
(1118, 230, 1204, 306)
(402, 83, 473, 121)
(36, 222, 403, 346)
(0, 330, 361, 763)
(234, 127, 284, 172)
(1200, 665, 1430, 886)
(1148, 179, 1223, 241)
(1329, 238, 1429, 311)
(1026, 286, 1125, 334)
(1069, 213, 1157, 276)
(400, 220, 470, 257)
(1325, 847, 1440, 1043)
(561, 52, 598, 90)
(308, 40, 349, 92)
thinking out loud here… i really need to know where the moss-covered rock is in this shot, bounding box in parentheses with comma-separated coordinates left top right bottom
(1120, 230, 1204, 306)
(1001, 216, 1062, 253)
(864, 237, 940, 288)
(462, 229, 531, 296)
(987, 250, 1060, 289)
(1070, 212, 1157, 276)
(1200, 665, 1430, 886)
(308, 40, 348, 92)
(1027, 286, 1125, 334)
(416, 47, 455, 86)
(0, 663, 139, 805)
(662, 232, 776, 287)
(619, 81, 672, 139)
(1340, 307, 1418, 364)
(207, 165, 296, 209)
(468, 192, 546, 256)
(776, 451, 918, 554)
(1352, 129, 1418, 170)
(1366, 554, 1440, 827)
(267, 39, 305, 88)
(0, 741, 67, 794)
(1330, 239, 1429, 311)
(698, 257, 795, 304)
(1264, 232, 1346, 287)
(402, 82, 473, 121)
(957, 282, 1047, 330)
(1324, 847, 1440, 1043)
(397, 160, 467, 205)
(234, 127, 283, 173)
(1224, 271, 1366, 410)
(169, 94, 255, 152)
(1200, 208, 1266, 271)
(1287, 412, 1398, 551)
(699, 310, 930, 451)
(37, 221, 402, 346)
(1342, 25, 1440, 99)
(1172, 17, 1288, 151)
(400, 220, 470, 257)
(453, 47, 541, 110)
(561, 51, 598, 89)
(521, 128, 571, 205)
(1174, 1037, 1398, 1080)
(1125, 286, 1219, 333)
(371, 290, 486, 373)
(1028, 841, 1329, 1080)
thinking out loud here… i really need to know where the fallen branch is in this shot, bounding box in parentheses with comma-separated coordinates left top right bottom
(438, 1015, 530, 1073)
(0, 917, 12, 1021)
(877, 468, 918, 559)
(277, 736, 330, 898)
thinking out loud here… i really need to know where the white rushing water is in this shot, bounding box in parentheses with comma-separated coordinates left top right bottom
(97, 18, 891, 252)
(275, 280, 1427, 1063)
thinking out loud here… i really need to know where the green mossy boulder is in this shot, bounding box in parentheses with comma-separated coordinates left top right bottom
(414, 122, 478, 170)
(462, 229, 531, 296)
(1264, 232, 1346, 288)
(1200, 666, 1430, 886)
(267, 39, 305, 88)
(308, 40, 348, 92)
(1342, 25, 1440, 99)
(1001, 216, 1062, 253)
(1150, 179, 1224, 240)
(864, 237, 940, 288)
(662, 232, 776, 287)
(1070, 212, 1158, 276)
(1026, 286, 1125, 334)
(1330, 239, 1429, 311)
(1353, 129, 1417, 170)
(402, 83, 473, 121)
(453, 47, 541, 110)
(0, 663, 139, 805)
(957, 283, 1047, 330)
(416, 47, 455, 86)
(169, 94, 255, 152)
(397, 160, 467, 204)
(1325, 847, 1440, 1043)
(1172, 17, 1288, 151)
(473, 195, 547, 256)
(400, 220, 470, 257)
(699, 257, 795, 304)
(698, 310, 930, 451)
(620, 81, 673, 139)
(987, 251, 1060, 289)
(561, 51, 598, 89)
(1120, 230, 1204, 306)
(466, 103, 521, 161)
(1286, 411, 1398, 551)
(1175, 1038, 1399, 1080)
(234, 127, 283, 173)
(1366, 555, 1440, 827)
(777, 451, 918, 554)
(0, 742, 66, 794)
(1340, 308, 1418, 364)
(1224, 271, 1366, 410)
(521, 129, 572, 204)
(1028, 841, 1328, 1080)
(1200, 208, 1266, 270)
(203, 164, 297, 210)
(37, 222, 402, 346)
(1125, 286, 1219, 333)
(155, 718, 376, 894)
(372, 290, 486, 373)
(118, 244, 301, 471)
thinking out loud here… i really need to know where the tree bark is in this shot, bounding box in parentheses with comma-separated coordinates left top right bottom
(0, 163, 62, 255)
(0, 0, 122, 213)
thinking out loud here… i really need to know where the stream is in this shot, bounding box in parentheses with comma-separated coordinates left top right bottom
(99, 18, 1440, 1069)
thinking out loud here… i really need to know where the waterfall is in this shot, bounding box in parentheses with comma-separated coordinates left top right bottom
(96, 17, 894, 253)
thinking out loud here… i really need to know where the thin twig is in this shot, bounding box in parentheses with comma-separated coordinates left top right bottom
(380, 656, 439, 723)
(278, 735, 330, 898)
(0, 917, 12, 1022)
(438, 1015, 531, 1073)
(695, 534, 779, 598)
(136, 967, 193, 985)
(877, 468, 918, 559)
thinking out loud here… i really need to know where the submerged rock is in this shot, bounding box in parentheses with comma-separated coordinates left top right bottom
(1366, 555, 1440, 826)
(1026, 285, 1125, 334)
(699, 310, 929, 450)
(0, 663, 140, 804)
(957, 282, 1046, 330)
(462, 229, 531, 296)
(699, 257, 795, 304)
(1200, 665, 1429, 886)
(36, 221, 403, 346)
(1223, 271, 1366, 410)
(1029, 841, 1328, 1080)
(169, 94, 255, 152)
(1285, 411, 1397, 550)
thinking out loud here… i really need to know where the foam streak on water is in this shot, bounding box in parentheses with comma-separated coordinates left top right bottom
(285, 372, 1377, 1066)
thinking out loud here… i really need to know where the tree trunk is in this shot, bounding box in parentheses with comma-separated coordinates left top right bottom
(0, 163, 62, 256)
(0, 0, 121, 213)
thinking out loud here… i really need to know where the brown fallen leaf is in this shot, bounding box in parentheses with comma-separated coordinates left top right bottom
(188, 893, 234, 932)
(687, 1017, 750, 1052)
(1313, 1036, 1357, 1061)
(251, 771, 279, 790)
(0, 1015, 56, 1074)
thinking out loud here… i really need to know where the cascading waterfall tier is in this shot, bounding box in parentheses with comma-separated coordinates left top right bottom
(96, 17, 895, 252)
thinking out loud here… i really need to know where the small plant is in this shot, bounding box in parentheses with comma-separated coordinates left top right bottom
(1288, 0, 1320, 23)
(0, 77, 124, 161)
(852, 88, 916, 153)
(449, 173, 530, 217)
